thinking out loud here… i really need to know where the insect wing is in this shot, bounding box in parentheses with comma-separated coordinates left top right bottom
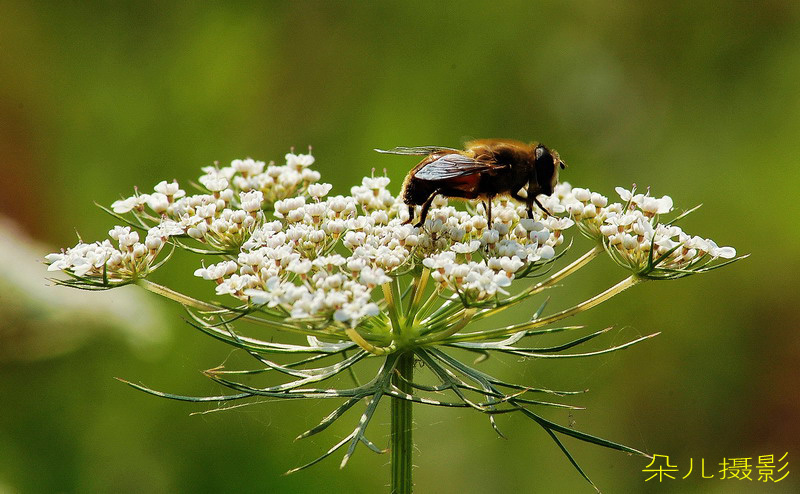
(374, 146, 461, 155)
(413, 153, 494, 181)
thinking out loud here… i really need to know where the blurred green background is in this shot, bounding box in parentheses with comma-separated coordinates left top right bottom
(1, 1, 799, 493)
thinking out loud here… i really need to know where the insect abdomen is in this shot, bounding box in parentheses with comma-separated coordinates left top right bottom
(402, 175, 436, 206)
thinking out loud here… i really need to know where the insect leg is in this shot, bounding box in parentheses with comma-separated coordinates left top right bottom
(510, 190, 534, 219)
(402, 205, 415, 225)
(533, 197, 552, 217)
(415, 188, 443, 228)
(487, 196, 493, 227)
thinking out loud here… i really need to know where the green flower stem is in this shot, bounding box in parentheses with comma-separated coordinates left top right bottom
(391, 351, 414, 494)
(420, 297, 465, 328)
(345, 328, 396, 356)
(404, 268, 430, 321)
(382, 282, 404, 338)
(444, 274, 643, 343)
(417, 308, 477, 345)
(414, 287, 451, 324)
(537, 245, 604, 290)
(138, 279, 223, 311)
(474, 245, 603, 322)
(137, 279, 335, 338)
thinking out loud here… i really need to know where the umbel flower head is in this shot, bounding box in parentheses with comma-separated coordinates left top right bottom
(47, 149, 742, 490)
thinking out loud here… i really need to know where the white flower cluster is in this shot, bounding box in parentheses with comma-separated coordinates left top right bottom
(47, 148, 737, 326)
(45, 151, 574, 323)
(416, 201, 571, 302)
(558, 183, 736, 275)
(108, 153, 321, 251)
(45, 226, 172, 282)
(192, 173, 568, 321)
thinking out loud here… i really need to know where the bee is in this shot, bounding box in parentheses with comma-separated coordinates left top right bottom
(376, 139, 566, 227)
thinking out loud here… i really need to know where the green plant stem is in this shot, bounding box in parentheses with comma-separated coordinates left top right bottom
(137, 279, 340, 338)
(391, 351, 414, 494)
(444, 275, 644, 343)
(382, 282, 404, 339)
(473, 245, 603, 322)
(417, 308, 477, 345)
(345, 328, 396, 355)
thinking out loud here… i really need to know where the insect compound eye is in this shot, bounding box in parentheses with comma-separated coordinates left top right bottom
(534, 146, 557, 193)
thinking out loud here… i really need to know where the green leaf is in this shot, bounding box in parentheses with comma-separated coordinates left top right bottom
(510, 333, 659, 359)
(517, 406, 649, 457)
(296, 396, 365, 440)
(115, 378, 251, 402)
(542, 427, 600, 493)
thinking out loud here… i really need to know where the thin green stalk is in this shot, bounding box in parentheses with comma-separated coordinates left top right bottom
(137, 279, 330, 337)
(392, 351, 414, 494)
(444, 275, 643, 343)
(414, 287, 451, 324)
(345, 328, 396, 356)
(383, 282, 404, 339)
(420, 297, 465, 328)
(473, 245, 602, 322)
(404, 268, 430, 321)
(138, 278, 223, 311)
(417, 308, 477, 345)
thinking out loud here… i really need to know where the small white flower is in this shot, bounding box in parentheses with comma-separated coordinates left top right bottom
(543, 217, 574, 231)
(147, 193, 170, 214)
(108, 226, 131, 241)
(325, 219, 347, 235)
(154, 180, 185, 198)
(422, 252, 456, 271)
(361, 176, 391, 190)
(308, 183, 333, 198)
(573, 187, 591, 202)
(240, 190, 264, 212)
(195, 203, 217, 219)
(529, 229, 550, 245)
(451, 240, 481, 254)
(495, 239, 525, 258)
(244, 288, 271, 305)
(346, 257, 368, 273)
(327, 195, 353, 215)
(471, 215, 488, 231)
(493, 223, 510, 236)
(706, 239, 736, 259)
(199, 173, 229, 192)
(482, 230, 500, 245)
(641, 195, 673, 215)
(538, 245, 555, 259)
(590, 192, 608, 208)
(360, 267, 391, 287)
(621, 234, 639, 250)
(187, 221, 209, 239)
(231, 158, 266, 176)
(286, 152, 315, 169)
(145, 233, 164, 251)
(194, 260, 238, 281)
(274, 197, 305, 216)
(111, 194, 149, 214)
(519, 219, 543, 232)
(287, 259, 313, 275)
(615, 186, 634, 202)
(499, 256, 524, 274)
